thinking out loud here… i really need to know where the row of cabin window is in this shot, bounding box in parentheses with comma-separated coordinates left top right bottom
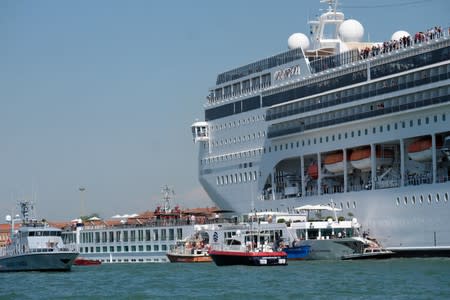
(202, 149, 263, 165)
(396, 192, 450, 206)
(266, 113, 447, 153)
(79, 244, 169, 253)
(217, 171, 259, 186)
(210, 114, 265, 132)
(80, 228, 182, 243)
(211, 131, 265, 148)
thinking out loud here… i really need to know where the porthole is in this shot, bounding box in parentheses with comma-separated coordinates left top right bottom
(353, 201, 356, 209)
(436, 193, 440, 202)
(420, 195, 424, 204)
(340, 203, 343, 209)
(412, 196, 416, 204)
(428, 194, 432, 203)
(346, 202, 350, 209)
(396, 197, 400, 206)
(404, 196, 408, 205)
(445, 193, 449, 202)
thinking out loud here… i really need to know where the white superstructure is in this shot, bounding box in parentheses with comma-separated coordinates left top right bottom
(0, 201, 78, 271)
(192, 1, 450, 256)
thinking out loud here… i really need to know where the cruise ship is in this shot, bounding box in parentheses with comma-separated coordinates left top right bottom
(191, 0, 450, 256)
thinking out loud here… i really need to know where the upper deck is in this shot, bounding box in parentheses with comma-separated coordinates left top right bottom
(204, 28, 449, 122)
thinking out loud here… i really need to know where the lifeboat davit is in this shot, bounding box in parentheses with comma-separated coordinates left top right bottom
(324, 152, 345, 173)
(407, 137, 442, 162)
(350, 147, 393, 171)
(307, 163, 318, 180)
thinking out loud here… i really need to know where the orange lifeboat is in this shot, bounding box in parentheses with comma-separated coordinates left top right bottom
(350, 147, 393, 170)
(307, 163, 318, 179)
(324, 152, 345, 173)
(407, 137, 442, 162)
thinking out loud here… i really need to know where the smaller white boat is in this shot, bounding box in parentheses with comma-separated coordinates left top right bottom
(341, 247, 395, 260)
(0, 201, 79, 272)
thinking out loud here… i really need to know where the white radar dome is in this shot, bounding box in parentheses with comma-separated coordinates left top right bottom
(339, 19, 364, 42)
(288, 33, 310, 50)
(391, 30, 410, 41)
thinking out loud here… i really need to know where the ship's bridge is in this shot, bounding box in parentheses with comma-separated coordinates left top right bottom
(191, 121, 209, 143)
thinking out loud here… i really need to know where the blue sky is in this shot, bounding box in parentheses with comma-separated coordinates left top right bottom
(1, 0, 448, 220)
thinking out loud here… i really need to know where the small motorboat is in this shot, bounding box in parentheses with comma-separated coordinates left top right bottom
(341, 247, 395, 260)
(73, 257, 102, 266)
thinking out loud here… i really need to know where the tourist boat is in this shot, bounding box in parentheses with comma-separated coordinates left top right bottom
(0, 201, 79, 272)
(208, 227, 287, 266)
(61, 186, 214, 264)
(73, 257, 102, 265)
(166, 232, 212, 263)
(191, 0, 450, 257)
(251, 205, 379, 260)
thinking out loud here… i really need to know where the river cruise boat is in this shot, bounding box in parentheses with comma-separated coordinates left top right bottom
(0, 201, 78, 272)
(191, 0, 450, 257)
(61, 186, 214, 263)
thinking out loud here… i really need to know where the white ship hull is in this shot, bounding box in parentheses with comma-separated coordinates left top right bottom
(0, 252, 78, 272)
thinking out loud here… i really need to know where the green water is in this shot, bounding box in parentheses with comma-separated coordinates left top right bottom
(1, 258, 449, 299)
